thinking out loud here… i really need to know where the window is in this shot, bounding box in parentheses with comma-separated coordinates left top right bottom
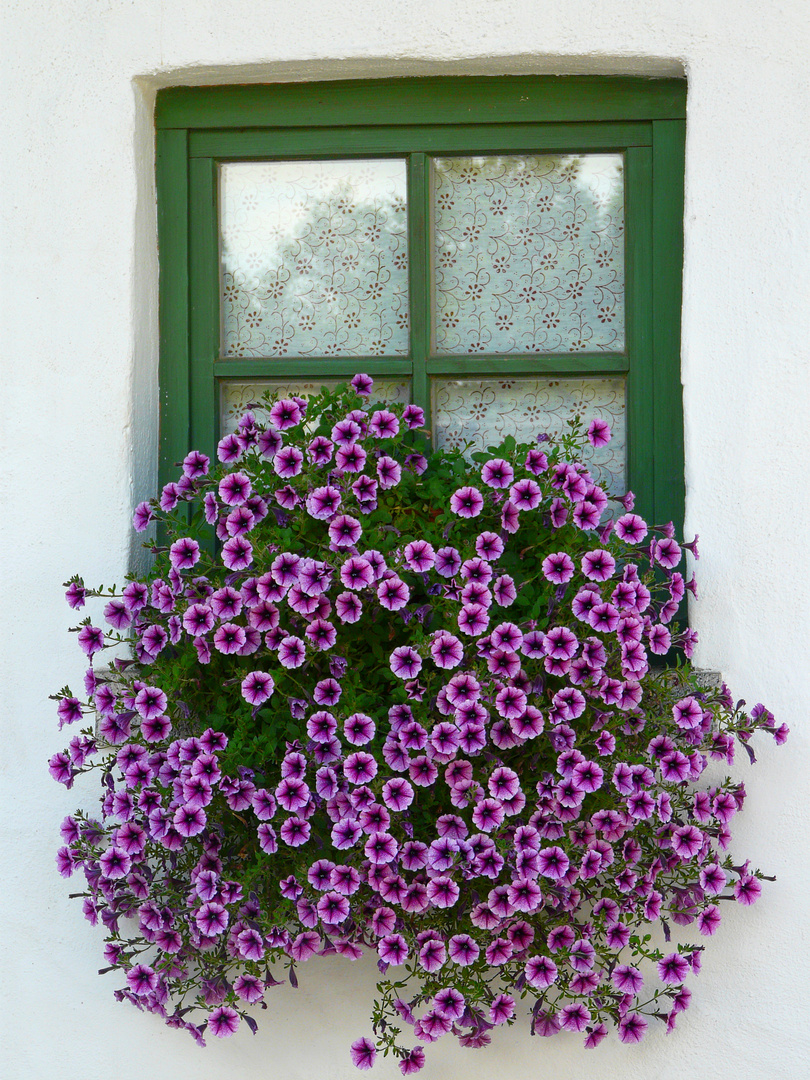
(156, 76, 685, 530)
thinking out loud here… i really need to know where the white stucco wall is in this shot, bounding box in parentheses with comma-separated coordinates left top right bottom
(2, 1, 809, 1077)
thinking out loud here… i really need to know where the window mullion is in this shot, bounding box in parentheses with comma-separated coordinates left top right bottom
(407, 152, 430, 433)
(188, 156, 220, 456)
(624, 144, 654, 524)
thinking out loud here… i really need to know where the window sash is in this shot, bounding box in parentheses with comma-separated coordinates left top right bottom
(157, 78, 684, 532)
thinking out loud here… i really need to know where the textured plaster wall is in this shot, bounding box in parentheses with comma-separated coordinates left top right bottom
(1, 2, 808, 1078)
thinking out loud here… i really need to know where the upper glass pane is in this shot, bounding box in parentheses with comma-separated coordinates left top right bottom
(432, 154, 625, 355)
(220, 160, 409, 358)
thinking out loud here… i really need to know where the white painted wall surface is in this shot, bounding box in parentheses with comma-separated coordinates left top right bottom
(1, 1, 808, 1077)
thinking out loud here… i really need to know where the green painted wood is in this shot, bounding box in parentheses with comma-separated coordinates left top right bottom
(408, 154, 430, 429)
(156, 128, 190, 490)
(624, 145, 655, 526)
(651, 119, 686, 535)
(157, 76, 686, 130)
(158, 78, 685, 545)
(213, 359, 413, 379)
(188, 158, 220, 457)
(425, 355, 630, 375)
(188, 122, 652, 159)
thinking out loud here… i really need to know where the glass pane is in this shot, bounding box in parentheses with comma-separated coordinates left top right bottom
(432, 154, 625, 355)
(433, 375, 626, 494)
(220, 160, 409, 358)
(220, 378, 411, 436)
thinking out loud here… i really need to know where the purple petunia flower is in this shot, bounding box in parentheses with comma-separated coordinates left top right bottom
(278, 636, 306, 669)
(509, 478, 542, 511)
(340, 556, 374, 590)
(77, 625, 105, 656)
(335, 591, 362, 623)
(160, 482, 181, 511)
(316, 891, 351, 924)
(220, 534, 252, 571)
(403, 403, 425, 429)
(268, 397, 303, 431)
(377, 456, 402, 489)
(382, 777, 414, 812)
(328, 514, 362, 548)
(542, 552, 575, 585)
(426, 876, 460, 910)
(305, 619, 337, 651)
(378, 933, 408, 965)
(377, 577, 409, 611)
(211, 622, 245, 655)
(273, 445, 304, 478)
(351, 475, 377, 506)
(458, 603, 489, 636)
(500, 499, 519, 534)
(537, 846, 570, 882)
(57, 697, 83, 729)
(169, 537, 201, 571)
(450, 486, 484, 518)
(126, 963, 158, 997)
(435, 546, 462, 578)
(490, 994, 515, 1025)
(331, 817, 361, 850)
(390, 646, 423, 680)
(289, 929, 320, 961)
(447, 933, 479, 967)
(306, 485, 341, 520)
(657, 952, 690, 985)
(430, 631, 463, 669)
(734, 874, 762, 905)
(132, 502, 154, 532)
(218, 471, 252, 506)
(208, 1005, 240, 1038)
(369, 409, 399, 439)
(182, 448, 209, 478)
(234, 974, 264, 1004)
(433, 986, 465, 1021)
(672, 696, 703, 730)
(525, 955, 558, 989)
(345, 752, 377, 785)
(241, 670, 274, 706)
(587, 417, 612, 447)
(307, 435, 334, 465)
(350, 1037, 377, 1071)
(364, 832, 398, 865)
(615, 512, 648, 543)
(403, 539, 435, 573)
(525, 448, 548, 475)
(480, 458, 514, 489)
(344, 712, 375, 745)
(618, 1013, 648, 1044)
(655, 536, 682, 569)
(133, 685, 167, 720)
(493, 574, 517, 606)
(351, 373, 374, 396)
(280, 817, 311, 847)
(335, 443, 367, 473)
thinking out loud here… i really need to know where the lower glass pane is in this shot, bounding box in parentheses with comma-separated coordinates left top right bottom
(432, 375, 626, 494)
(220, 378, 411, 435)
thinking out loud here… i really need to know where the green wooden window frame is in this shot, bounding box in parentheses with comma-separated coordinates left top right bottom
(156, 76, 685, 531)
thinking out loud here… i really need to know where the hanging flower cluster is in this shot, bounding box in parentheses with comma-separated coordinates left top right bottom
(52, 376, 786, 1071)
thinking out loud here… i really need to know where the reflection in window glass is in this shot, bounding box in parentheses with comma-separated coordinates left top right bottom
(220, 160, 409, 358)
(432, 155, 624, 355)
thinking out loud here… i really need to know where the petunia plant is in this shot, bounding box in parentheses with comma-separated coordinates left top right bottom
(52, 376, 787, 1072)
